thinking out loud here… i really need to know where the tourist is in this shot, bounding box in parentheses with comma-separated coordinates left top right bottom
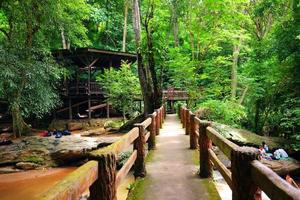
(262, 141, 269, 152)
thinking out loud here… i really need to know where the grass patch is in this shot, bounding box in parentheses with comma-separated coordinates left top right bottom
(192, 149, 199, 165)
(202, 179, 222, 200)
(22, 155, 44, 164)
(126, 177, 147, 200)
(126, 149, 154, 200)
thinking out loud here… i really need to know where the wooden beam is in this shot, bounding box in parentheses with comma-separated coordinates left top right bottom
(145, 131, 150, 142)
(89, 127, 139, 156)
(38, 161, 98, 200)
(140, 118, 152, 129)
(86, 103, 112, 112)
(206, 127, 239, 159)
(208, 149, 232, 189)
(116, 150, 137, 187)
(251, 160, 300, 200)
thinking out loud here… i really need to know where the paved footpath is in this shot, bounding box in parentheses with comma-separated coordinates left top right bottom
(141, 114, 220, 200)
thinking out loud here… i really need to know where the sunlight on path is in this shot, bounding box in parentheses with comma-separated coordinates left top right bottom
(139, 114, 220, 200)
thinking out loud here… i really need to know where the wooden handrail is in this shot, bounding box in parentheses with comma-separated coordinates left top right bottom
(206, 127, 239, 158)
(251, 160, 300, 200)
(116, 150, 137, 187)
(208, 149, 232, 189)
(180, 106, 300, 200)
(38, 104, 167, 200)
(39, 161, 98, 200)
(89, 127, 139, 156)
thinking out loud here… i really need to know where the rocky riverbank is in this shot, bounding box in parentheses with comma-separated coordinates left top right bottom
(0, 135, 118, 173)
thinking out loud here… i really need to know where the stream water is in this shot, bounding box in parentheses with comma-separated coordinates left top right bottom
(0, 167, 76, 200)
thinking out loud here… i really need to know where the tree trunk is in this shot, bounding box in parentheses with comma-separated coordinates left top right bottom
(144, 1, 162, 109)
(11, 102, 31, 138)
(60, 27, 67, 49)
(122, 0, 128, 52)
(132, 0, 155, 116)
(239, 86, 248, 105)
(171, 2, 179, 47)
(231, 42, 241, 101)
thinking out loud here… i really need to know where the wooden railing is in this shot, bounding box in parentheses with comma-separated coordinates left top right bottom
(38, 105, 166, 200)
(179, 106, 300, 200)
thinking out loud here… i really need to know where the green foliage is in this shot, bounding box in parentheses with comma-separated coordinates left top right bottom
(0, 46, 64, 118)
(97, 62, 141, 120)
(197, 100, 247, 127)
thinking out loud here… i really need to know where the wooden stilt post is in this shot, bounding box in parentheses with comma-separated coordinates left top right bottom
(134, 124, 146, 177)
(185, 109, 190, 135)
(231, 147, 259, 200)
(89, 153, 117, 200)
(189, 113, 197, 149)
(148, 113, 157, 150)
(88, 97, 91, 119)
(68, 98, 72, 120)
(199, 121, 212, 178)
(106, 102, 110, 118)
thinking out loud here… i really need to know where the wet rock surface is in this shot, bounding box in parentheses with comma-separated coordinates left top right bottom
(0, 135, 118, 171)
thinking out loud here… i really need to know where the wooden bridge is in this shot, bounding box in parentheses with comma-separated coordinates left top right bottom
(37, 105, 300, 200)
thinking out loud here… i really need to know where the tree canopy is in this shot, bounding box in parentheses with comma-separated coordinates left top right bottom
(0, 0, 299, 142)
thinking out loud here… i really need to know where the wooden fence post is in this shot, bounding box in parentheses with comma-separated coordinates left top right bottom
(189, 113, 197, 149)
(180, 107, 183, 123)
(155, 109, 160, 135)
(148, 113, 156, 150)
(199, 121, 212, 178)
(178, 104, 181, 119)
(134, 124, 146, 178)
(182, 108, 186, 128)
(231, 147, 259, 200)
(160, 108, 163, 128)
(185, 109, 190, 135)
(89, 153, 117, 200)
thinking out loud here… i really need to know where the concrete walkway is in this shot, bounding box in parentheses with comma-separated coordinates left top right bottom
(140, 114, 220, 200)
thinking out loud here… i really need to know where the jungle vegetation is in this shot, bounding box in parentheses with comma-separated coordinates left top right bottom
(0, 0, 299, 142)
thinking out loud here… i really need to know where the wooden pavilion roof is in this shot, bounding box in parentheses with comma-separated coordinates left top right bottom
(53, 48, 137, 69)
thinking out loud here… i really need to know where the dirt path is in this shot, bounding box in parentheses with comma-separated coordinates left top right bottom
(139, 114, 220, 200)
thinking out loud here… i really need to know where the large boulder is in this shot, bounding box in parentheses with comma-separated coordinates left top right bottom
(67, 122, 83, 131)
(0, 135, 118, 170)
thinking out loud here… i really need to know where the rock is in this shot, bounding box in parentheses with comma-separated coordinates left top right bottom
(0, 167, 22, 174)
(80, 127, 106, 137)
(16, 162, 39, 170)
(68, 122, 83, 131)
(0, 135, 119, 170)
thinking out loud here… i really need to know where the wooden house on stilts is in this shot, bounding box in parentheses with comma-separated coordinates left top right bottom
(53, 48, 137, 119)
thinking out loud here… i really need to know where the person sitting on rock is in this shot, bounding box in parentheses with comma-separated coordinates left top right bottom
(258, 146, 272, 160)
(262, 141, 269, 152)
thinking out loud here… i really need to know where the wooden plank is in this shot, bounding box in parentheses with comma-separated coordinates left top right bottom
(206, 127, 239, 159)
(90, 127, 139, 156)
(194, 117, 201, 125)
(116, 150, 137, 187)
(39, 161, 98, 200)
(145, 131, 150, 142)
(208, 149, 232, 189)
(141, 118, 152, 129)
(56, 100, 89, 113)
(86, 103, 112, 112)
(151, 111, 157, 117)
(251, 160, 300, 200)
